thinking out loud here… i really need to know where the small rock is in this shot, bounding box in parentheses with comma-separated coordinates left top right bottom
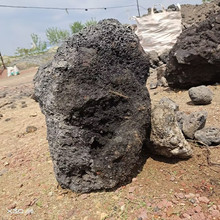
(198, 196, 210, 204)
(194, 205, 202, 213)
(0, 169, 8, 176)
(159, 49, 170, 64)
(48, 192, 53, 197)
(189, 198, 197, 204)
(120, 204, 125, 211)
(185, 193, 195, 199)
(26, 126, 37, 133)
(188, 85, 213, 105)
(159, 97, 179, 112)
(148, 50, 159, 68)
(182, 213, 191, 219)
(210, 210, 220, 218)
(128, 186, 136, 193)
(10, 104, 16, 109)
(4, 162, 9, 166)
(159, 76, 168, 87)
(0, 92, 6, 98)
(153, 206, 160, 212)
(5, 118, 11, 122)
(132, 178, 137, 182)
(6, 153, 13, 157)
(175, 193, 185, 199)
(7, 203, 16, 210)
(137, 208, 148, 219)
(66, 209, 75, 219)
(150, 82, 157, 89)
(25, 208, 34, 215)
(194, 127, 220, 145)
(80, 194, 90, 200)
(182, 111, 207, 139)
(21, 104, 28, 108)
(0, 114, 3, 118)
(170, 176, 175, 182)
(157, 199, 173, 209)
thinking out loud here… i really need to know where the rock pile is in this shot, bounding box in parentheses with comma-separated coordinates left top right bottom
(34, 19, 151, 193)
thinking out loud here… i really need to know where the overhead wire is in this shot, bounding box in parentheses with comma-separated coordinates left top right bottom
(0, 4, 137, 11)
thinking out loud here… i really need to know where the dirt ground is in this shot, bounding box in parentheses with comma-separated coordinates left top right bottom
(0, 68, 219, 220)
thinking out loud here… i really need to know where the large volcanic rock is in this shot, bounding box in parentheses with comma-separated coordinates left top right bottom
(181, 0, 220, 29)
(165, 11, 220, 89)
(34, 19, 151, 193)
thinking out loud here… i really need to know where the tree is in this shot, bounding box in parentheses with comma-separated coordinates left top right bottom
(70, 19, 98, 35)
(15, 33, 47, 56)
(202, 0, 212, 3)
(46, 27, 70, 45)
(30, 33, 47, 53)
(70, 22, 84, 34)
(85, 18, 97, 27)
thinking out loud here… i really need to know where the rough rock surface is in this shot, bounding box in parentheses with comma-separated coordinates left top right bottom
(181, 0, 220, 29)
(159, 97, 179, 112)
(150, 103, 192, 158)
(148, 65, 168, 89)
(34, 19, 151, 193)
(188, 86, 213, 105)
(165, 11, 220, 89)
(195, 127, 220, 145)
(176, 111, 187, 131)
(182, 111, 207, 139)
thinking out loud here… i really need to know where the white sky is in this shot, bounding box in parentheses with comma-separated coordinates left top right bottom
(0, 0, 202, 55)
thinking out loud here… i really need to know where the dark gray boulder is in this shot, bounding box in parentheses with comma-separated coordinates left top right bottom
(34, 19, 151, 193)
(182, 111, 207, 139)
(176, 111, 188, 131)
(188, 86, 213, 105)
(165, 11, 220, 89)
(195, 127, 220, 145)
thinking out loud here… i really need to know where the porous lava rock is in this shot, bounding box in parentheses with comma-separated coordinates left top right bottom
(34, 19, 151, 193)
(195, 127, 220, 146)
(181, 0, 220, 29)
(165, 11, 220, 89)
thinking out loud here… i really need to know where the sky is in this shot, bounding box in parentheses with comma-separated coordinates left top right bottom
(0, 0, 202, 55)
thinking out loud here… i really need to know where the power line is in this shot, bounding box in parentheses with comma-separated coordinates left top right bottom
(0, 4, 136, 11)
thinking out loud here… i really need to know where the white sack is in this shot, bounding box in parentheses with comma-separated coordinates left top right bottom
(134, 7, 182, 55)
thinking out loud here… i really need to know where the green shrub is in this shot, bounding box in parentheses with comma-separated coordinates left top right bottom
(46, 27, 70, 45)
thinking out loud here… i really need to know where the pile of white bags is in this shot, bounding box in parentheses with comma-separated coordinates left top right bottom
(7, 65, 20, 77)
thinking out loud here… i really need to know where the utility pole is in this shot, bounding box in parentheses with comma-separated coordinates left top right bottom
(0, 52, 6, 69)
(136, 0, 141, 17)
